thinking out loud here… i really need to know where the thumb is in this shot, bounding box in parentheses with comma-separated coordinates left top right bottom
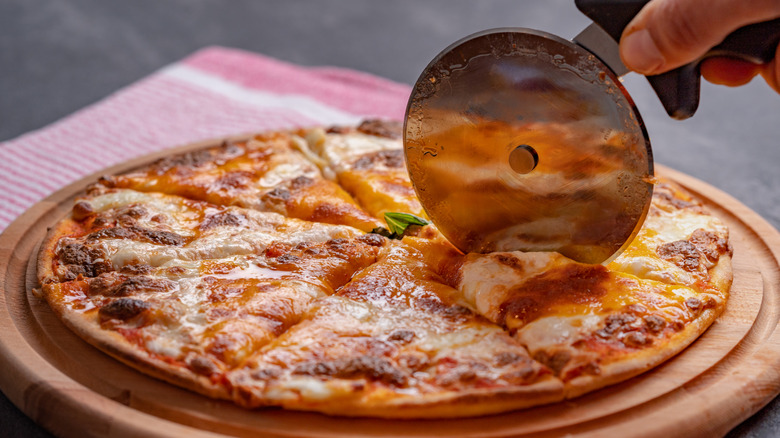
(760, 44, 780, 93)
(619, 0, 779, 75)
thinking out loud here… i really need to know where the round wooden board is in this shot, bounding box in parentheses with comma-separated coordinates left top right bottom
(2, 136, 780, 438)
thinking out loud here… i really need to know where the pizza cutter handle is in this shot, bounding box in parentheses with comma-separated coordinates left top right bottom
(576, 0, 780, 119)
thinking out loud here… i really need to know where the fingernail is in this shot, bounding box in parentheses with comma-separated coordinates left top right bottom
(621, 29, 664, 74)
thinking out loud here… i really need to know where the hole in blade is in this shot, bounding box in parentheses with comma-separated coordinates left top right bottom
(509, 144, 539, 174)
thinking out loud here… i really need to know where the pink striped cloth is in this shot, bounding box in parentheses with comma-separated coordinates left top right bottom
(0, 46, 411, 232)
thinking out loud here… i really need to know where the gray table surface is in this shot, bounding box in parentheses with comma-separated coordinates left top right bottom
(2, 0, 779, 436)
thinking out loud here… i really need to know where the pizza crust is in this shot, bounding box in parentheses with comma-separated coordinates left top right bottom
(37, 217, 80, 287)
(269, 378, 565, 418)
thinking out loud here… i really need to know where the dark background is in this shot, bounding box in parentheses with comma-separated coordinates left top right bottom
(2, 0, 779, 436)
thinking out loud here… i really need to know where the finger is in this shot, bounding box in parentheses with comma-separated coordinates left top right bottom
(700, 57, 761, 87)
(619, 0, 780, 75)
(758, 43, 780, 94)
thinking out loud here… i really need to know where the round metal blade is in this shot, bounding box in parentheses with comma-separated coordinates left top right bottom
(404, 28, 653, 264)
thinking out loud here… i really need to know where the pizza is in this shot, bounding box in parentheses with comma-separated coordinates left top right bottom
(36, 120, 733, 418)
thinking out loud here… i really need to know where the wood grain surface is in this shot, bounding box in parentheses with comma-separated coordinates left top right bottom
(1, 137, 779, 437)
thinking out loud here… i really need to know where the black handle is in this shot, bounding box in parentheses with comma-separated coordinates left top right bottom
(576, 0, 780, 119)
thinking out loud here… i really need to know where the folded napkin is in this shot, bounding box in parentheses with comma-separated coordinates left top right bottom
(0, 46, 411, 232)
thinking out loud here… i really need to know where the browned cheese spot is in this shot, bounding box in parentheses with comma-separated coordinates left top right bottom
(135, 227, 185, 246)
(356, 119, 403, 139)
(689, 228, 731, 261)
(96, 176, 116, 189)
(187, 355, 223, 376)
(622, 331, 651, 348)
(98, 298, 151, 322)
(533, 350, 572, 375)
(290, 175, 314, 190)
(495, 254, 524, 270)
(493, 351, 523, 367)
(398, 352, 430, 371)
(120, 264, 154, 275)
(92, 216, 111, 228)
(250, 367, 282, 381)
(352, 150, 404, 170)
(59, 242, 91, 266)
(90, 275, 176, 297)
(261, 187, 291, 210)
(152, 149, 215, 174)
(200, 210, 247, 230)
(356, 233, 386, 247)
(643, 314, 668, 334)
(653, 183, 702, 211)
(595, 313, 637, 339)
(72, 201, 95, 221)
(215, 171, 251, 191)
(499, 264, 610, 328)
(656, 240, 703, 272)
(57, 242, 112, 279)
(387, 329, 415, 343)
(86, 226, 185, 246)
(87, 272, 125, 296)
(274, 254, 301, 266)
(115, 276, 176, 296)
(117, 205, 148, 224)
(326, 125, 353, 134)
(685, 297, 703, 313)
(292, 356, 407, 387)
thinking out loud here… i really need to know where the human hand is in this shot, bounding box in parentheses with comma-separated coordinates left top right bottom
(618, 0, 780, 93)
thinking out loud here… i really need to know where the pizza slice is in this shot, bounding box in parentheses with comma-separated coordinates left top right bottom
(39, 187, 365, 285)
(101, 130, 381, 232)
(40, 209, 389, 400)
(452, 250, 726, 397)
(228, 239, 563, 417)
(442, 181, 732, 397)
(297, 120, 427, 221)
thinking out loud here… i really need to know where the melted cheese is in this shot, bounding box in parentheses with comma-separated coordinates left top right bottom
(306, 128, 401, 173)
(416, 325, 493, 353)
(650, 209, 724, 244)
(290, 134, 334, 179)
(457, 252, 562, 321)
(609, 255, 695, 285)
(516, 315, 603, 352)
(257, 162, 318, 188)
(84, 190, 204, 236)
(146, 334, 187, 357)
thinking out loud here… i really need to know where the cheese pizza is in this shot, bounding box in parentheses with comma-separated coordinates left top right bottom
(37, 120, 732, 417)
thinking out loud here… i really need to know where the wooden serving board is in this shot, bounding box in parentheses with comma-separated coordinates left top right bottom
(2, 136, 780, 437)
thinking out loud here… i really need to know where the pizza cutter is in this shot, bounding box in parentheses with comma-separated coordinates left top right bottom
(404, 0, 780, 264)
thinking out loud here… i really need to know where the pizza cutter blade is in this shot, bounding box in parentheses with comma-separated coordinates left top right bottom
(404, 27, 653, 264)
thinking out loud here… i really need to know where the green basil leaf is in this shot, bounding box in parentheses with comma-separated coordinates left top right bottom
(383, 212, 430, 236)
